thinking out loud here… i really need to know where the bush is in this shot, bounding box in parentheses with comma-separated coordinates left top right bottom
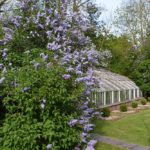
(101, 107, 111, 117)
(0, 1, 99, 149)
(1, 65, 83, 150)
(147, 97, 150, 102)
(131, 101, 138, 108)
(141, 99, 147, 105)
(120, 104, 128, 112)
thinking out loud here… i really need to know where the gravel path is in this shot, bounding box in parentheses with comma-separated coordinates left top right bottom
(91, 133, 150, 150)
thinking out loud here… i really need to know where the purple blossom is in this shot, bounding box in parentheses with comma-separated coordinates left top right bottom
(85, 146, 95, 150)
(47, 42, 61, 51)
(57, 26, 63, 32)
(83, 124, 95, 132)
(46, 8, 52, 14)
(93, 112, 100, 115)
(66, 66, 74, 72)
(88, 140, 97, 147)
(74, 147, 81, 150)
(85, 108, 94, 114)
(4, 33, 13, 42)
(63, 74, 71, 80)
(38, 24, 44, 29)
(84, 90, 91, 95)
(76, 70, 83, 75)
(68, 119, 78, 127)
(79, 119, 88, 125)
(12, 18, 20, 27)
(40, 53, 48, 61)
(45, 16, 51, 26)
(46, 144, 52, 149)
(2, 51, 7, 59)
(81, 132, 87, 139)
(22, 87, 30, 92)
(46, 31, 52, 38)
(3, 27, 13, 34)
(61, 0, 66, 3)
(62, 54, 72, 64)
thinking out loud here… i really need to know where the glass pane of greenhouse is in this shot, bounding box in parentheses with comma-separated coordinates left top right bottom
(135, 89, 137, 97)
(98, 92, 104, 105)
(126, 90, 129, 100)
(131, 90, 134, 99)
(106, 91, 112, 105)
(120, 91, 126, 101)
(114, 91, 118, 103)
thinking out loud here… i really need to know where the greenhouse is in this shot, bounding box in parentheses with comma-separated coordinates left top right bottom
(91, 69, 142, 107)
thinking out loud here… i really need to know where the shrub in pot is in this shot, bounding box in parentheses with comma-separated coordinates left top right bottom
(120, 104, 127, 112)
(101, 107, 110, 117)
(141, 99, 147, 105)
(147, 97, 150, 102)
(131, 101, 138, 108)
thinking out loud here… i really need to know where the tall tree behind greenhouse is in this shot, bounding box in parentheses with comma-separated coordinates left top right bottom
(114, 0, 150, 47)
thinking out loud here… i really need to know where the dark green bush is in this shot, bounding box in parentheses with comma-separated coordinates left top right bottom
(1, 64, 83, 150)
(101, 107, 111, 117)
(147, 97, 150, 102)
(141, 99, 147, 105)
(131, 101, 138, 108)
(120, 104, 128, 112)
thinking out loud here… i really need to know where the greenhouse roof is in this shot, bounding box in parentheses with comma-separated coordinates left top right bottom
(94, 69, 139, 92)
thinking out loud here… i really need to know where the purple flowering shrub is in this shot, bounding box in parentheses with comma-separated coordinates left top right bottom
(8, 0, 99, 91)
(0, 0, 103, 149)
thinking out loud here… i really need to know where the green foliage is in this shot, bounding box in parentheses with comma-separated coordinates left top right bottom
(0, 63, 83, 150)
(147, 97, 150, 102)
(120, 104, 127, 112)
(141, 99, 147, 105)
(0, 23, 4, 39)
(131, 59, 150, 97)
(101, 107, 111, 117)
(131, 101, 138, 108)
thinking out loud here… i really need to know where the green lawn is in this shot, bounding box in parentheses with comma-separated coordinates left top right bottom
(95, 142, 126, 150)
(94, 109, 150, 147)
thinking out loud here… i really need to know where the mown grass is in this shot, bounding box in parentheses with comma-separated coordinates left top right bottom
(94, 109, 150, 147)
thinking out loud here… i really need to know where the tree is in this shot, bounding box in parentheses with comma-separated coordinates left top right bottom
(114, 0, 150, 46)
(131, 59, 150, 97)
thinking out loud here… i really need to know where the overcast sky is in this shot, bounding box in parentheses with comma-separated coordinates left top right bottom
(96, 0, 122, 22)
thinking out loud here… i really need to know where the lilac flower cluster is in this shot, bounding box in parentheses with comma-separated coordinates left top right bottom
(0, 27, 13, 45)
(11, 0, 101, 95)
(85, 140, 97, 150)
(22, 87, 31, 93)
(68, 101, 99, 149)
